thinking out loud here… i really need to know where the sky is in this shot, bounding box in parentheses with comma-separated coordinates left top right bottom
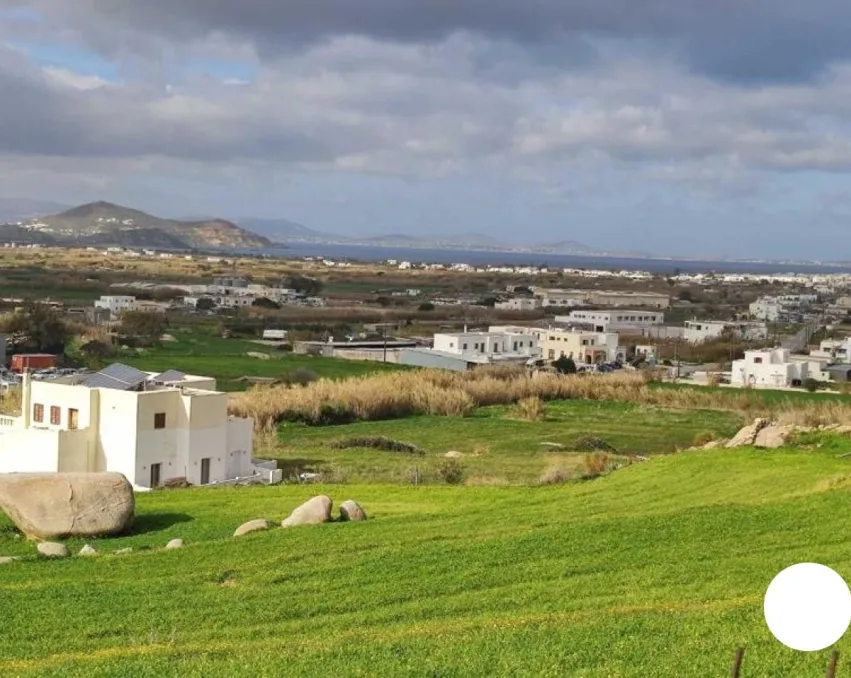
(3, 2, 851, 258)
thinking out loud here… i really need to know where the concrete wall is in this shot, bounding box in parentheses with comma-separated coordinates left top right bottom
(330, 348, 402, 363)
(226, 417, 254, 480)
(399, 349, 470, 371)
(0, 429, 61, 472)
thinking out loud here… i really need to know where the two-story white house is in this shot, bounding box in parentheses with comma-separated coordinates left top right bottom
(731, 348, 829, 388)
(0, 364, 256, 490)
(555, 309, 664, 333)
(684, 320, 769, 344)
(432, 330, 540, 358)
(94, 295, 136, 319)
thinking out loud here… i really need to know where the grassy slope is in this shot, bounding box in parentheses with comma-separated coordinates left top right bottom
(118, 330, 407, 390)
(3, 445, 851, 676)
(273, 400, 743, 483)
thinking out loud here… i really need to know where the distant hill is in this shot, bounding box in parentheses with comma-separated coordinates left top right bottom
(1, 201, 273, 249)
(235, 217, 333, 242)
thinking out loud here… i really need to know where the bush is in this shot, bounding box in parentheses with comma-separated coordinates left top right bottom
(331, 436, 424, 455)
(514, 396, 547, 421)
(572, 436, 617, 453)
(437, 458, 465, 485)
(581, 453, 613, 479)
(281, 368, 319, 387)
(161, 477, 191, 490)
(538, 464, 572, 485)
(692, 430, 717, 447)
(803, 378, 822, 393)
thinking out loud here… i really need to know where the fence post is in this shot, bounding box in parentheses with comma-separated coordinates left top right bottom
(827, 650, 839, 678)
(731, 648, 744, 678)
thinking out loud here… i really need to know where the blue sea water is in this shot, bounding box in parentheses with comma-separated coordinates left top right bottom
(252, 243, 851, 276)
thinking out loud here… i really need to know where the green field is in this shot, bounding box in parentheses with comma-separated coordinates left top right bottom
(118, 330, 407, 390)
(3, 441, 851, 675)
(273, 400, 743, 484)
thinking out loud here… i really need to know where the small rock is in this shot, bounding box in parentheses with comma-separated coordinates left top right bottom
(37, 542, 69, 558)
(282, 495, 332, 528)
(539, 442, 565, 449)
(115, 547, 133, 555)
(725, 418, 770, 448)
(78, 545, 98, 557)
(165, 538, 184, 550)
(233, 519, 270, 537)
(443, 450, 463, 458)
(339, 500, 367, 522)
(0, 556, 20, 564)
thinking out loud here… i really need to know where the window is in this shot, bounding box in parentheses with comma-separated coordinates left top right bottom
(50, 406, 60, 426)
(154, 413, 167, 429)
(463, 343, 468, 350)
(513, 342, 518, 351)
(753, 357, 763, 364)
(33, 404, 44, 423)
(68, 409, 79, 431)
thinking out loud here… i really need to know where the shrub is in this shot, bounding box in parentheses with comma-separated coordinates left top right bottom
(437, 458, 465, 485)
(706, 372, 722, 387)
(538, 464, 572, 485)
(515, 396, 547, 421)
(281, 368, 319, 387)
(331, 436, 424, 455)
(581, 453, 613, 479)
(161, 477, 191, 490)
(803, 378, 821, 393)
(692, 430, 717, 447)
(572, 436, 617, 453)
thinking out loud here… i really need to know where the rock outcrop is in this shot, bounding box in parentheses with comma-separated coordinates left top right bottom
(165, 539, 184, 550)
(725, 419, 770, 448)
(0, 473, 134, 539)
(754, 424, 796, 449)
(37, 542, 69, 558)
(339, 500, 367, 522)
(281, 495, 332, 528)
(233, 519, 270, 537)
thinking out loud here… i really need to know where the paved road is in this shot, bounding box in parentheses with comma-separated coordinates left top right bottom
(780, 318, 823, 352)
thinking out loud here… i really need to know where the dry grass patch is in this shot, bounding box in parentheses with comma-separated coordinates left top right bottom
(0, 389, 21, 417)
(513, 396, 547, 422)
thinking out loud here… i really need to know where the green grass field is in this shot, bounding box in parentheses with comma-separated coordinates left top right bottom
(272, 400, 743, 484)
(3, 441, 851, 676)
(118, 330, 407, 390)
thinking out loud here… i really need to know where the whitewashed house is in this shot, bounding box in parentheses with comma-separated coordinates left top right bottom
(731, 349, 829, 388)
(432, 330, 540, 359)
(555, 309, 664, 332)
(94, 295, 136, 319)
(0, 364, 258, 490)
(683, 320, 768, 344)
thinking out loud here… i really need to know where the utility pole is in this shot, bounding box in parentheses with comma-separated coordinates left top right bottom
(382, 323, 387, 363)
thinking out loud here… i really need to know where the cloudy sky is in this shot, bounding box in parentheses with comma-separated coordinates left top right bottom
(2, 2, 851, 258)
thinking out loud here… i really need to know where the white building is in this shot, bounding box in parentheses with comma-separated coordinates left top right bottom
(683, 320, 769, 344)
(494, 298, 541, 312)
(262, 329, 288, 341)
(731, 348, 829, 388)
(810, 338, 851, 363)
(94, 295, 136, 318)
(749, 297, 783, 322)
(0, 364, 258, 490)
(432, 330, 540, 359)
(555, 309, 664, 333)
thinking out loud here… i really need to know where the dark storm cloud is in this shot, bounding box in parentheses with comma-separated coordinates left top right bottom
(9, 0, 851, 83)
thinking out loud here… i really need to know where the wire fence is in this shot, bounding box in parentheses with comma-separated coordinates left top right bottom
(731, 648, 839, 677)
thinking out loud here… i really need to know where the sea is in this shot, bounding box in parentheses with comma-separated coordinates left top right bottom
(247, 243, 851, 276)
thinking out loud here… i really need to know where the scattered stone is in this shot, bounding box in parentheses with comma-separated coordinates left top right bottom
(165, 539, 184, 550)
(754, 425, 796, 449)
(539, 442, 565, 449)
(702, 440, 725, 450)
(443, 450, 463, 459)
(246, 352, 271, 360)
(0, 472, 134, 540)
(339, 500, 367, 522)
(233, 519, 270, 537)
(37, 542, 69, 558)
(0, 556, 20, 564)
(725, 418, 770, 448)
(115, 548, 133, 555)
(78, 545, 98, 557)
(282, 495, 332, 528)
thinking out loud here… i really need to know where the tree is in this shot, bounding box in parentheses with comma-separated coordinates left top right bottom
(418, 302, 435, 312)
(2, 301, 70, 354)
(119, 311, 168, 346)
(285, 275, 323, 296)
(252, 297, 281, 310)
(195, 297, 216, 312)
(553, 355, 577, 374)
(375, 296, 392, 308)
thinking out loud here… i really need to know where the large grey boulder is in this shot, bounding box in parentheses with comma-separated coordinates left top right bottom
(233, 519, 270, 537)
(281, 495, 332, 528)
(754, 425, 796, 449)
(37, 542, 69, 558)
(0, 473, 134, 540)
(339, 500, 367, 522)
(725, 418, 770, 448)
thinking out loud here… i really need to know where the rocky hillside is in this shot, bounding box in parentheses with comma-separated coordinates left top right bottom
(3, 201, 273, 249)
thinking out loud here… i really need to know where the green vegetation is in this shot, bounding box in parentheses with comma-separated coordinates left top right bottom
(272, 400, 742, 484)
(117, 329, 407, 390)
(3, 445, 851, 675)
